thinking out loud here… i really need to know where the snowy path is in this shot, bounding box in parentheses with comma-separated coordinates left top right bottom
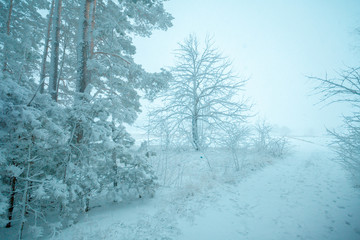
(177, 145, 360, 240)
(55, 140, 360, 240)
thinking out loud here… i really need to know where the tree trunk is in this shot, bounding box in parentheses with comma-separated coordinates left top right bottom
(3, 0, 13, 72)
(191, 69, 200, 150)
(89, 0, 96, 57)
(192, 114, 200, 151)
(77, 0, 91, 94)
(5, 175, 16, 228)
(5, 0, 12, 36)
(56, 33, 67, 98)
(39, 0, 55, 94)
(87, 0, 96, 84)
(84, 194, 90, 212)
(18, 161, 30, 240)
(74, 0, 91, 155)
(112, 151, 118, 188)
(49, 0, 62, 101)
(192, 92, 200, 150)
(76, 0, 92, 213)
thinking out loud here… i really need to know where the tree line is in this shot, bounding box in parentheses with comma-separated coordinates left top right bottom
(0, 0, 172, 238)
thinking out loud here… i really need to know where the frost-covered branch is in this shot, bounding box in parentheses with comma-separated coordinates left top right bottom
(151, 34, 251, 150)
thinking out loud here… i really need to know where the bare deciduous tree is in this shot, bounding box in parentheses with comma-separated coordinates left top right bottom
(310, 66, 360, 185)
(153, 35, 250, 150)
(311, 67, 360, 105)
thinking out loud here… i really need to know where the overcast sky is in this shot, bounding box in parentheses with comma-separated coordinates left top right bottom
(133, 0, 360, 135)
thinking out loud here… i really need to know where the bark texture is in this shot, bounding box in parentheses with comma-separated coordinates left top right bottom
(49, 0, 62, 101)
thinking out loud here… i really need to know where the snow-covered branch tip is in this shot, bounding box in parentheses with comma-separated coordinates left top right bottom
(93, 51, 131, 65)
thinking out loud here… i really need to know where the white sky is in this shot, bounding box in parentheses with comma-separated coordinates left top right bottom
(133, 0, 360, 135)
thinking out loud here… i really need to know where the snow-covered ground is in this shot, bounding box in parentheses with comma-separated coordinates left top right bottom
(52, 137, 360, 240)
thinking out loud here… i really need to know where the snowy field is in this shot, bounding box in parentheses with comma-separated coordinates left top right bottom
(10, 136, 360, 240)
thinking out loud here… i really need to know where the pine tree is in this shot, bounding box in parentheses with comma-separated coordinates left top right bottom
(0, 0, 173, 237)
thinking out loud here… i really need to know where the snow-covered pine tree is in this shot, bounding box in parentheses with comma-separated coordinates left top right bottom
(68, 0, 173, 209)
(1, 0, 173, 237)
(0, 0, 48, 89)
(0, 0, 51, 231)
(0, 77, 69, 237)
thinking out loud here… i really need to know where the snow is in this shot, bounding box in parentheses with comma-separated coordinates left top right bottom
(178, 140, 360, 240)
(53, 137, 360, 240)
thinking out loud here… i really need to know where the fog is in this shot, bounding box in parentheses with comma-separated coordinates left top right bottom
(2, 1, 360, 239)
(134, 0, 360, 136)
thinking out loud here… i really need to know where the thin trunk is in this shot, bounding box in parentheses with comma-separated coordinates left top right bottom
(163, 140, 168, 185)
(192, 115, 200, 151)
(5, 0, 12, 35)
(84, 194, 90, 212)
(112, 151, 118, 188)
(56, 34, 67, 101)
(18, 161, 31, 240)
(90, 0, 96, 57)
(59, 162, 67, 214)
(192, 89, 200, 151)
(60, 127, 75, 214)
(87, 0, 96, 83)
(40, 0, 55, 94)
(77, 0, 92, 212)
(26, 181, 32, 214)
(232, 149, 239, 171)
(192, 68, 200, 150)
(3, 0, 13, 72)
(77, 0, 91, 94)
(111, 150, 119, 202)
(111, 122, 118, 200)
(49, 0, 62, 101)
(5, 175, 16, 228)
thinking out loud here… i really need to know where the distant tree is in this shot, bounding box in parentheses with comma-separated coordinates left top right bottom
(310, 66, 360, 185)
(153, 35, 250, 150)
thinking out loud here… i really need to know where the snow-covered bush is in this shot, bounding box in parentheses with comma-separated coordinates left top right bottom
(216, 123, 251, 171)
(115, 153, 158, 200)
(252, 120, 289, 158)
(267, 137, 288, 158)
(103, 134, 158, 202)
